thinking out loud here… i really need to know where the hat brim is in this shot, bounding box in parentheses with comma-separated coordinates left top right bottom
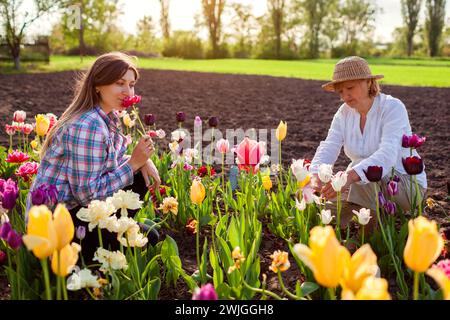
(322, 75, 384, 92)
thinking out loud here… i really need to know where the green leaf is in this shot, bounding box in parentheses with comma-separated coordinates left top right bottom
(299, 282, 319, 297)
(161, 235, 179, 261)
(199, 237, 209, 284)
(227, 216, 240, 250)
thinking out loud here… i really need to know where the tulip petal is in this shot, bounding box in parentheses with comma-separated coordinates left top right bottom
(293, 244, 316, 274)
(22, 234, 48, 251)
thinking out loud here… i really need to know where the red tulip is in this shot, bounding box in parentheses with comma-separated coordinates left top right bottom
(122, 95, 142, 109)
(363, 166, 383, 182)
(6, 150, 30, 164)
(402, 134, 426, 149)
(402, 156, 424, 175)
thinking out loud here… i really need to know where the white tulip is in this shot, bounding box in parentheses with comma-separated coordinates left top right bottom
(295, 197, 306, 211)
(291, 159, 309, 182)
(331, 171, 348, 192)
(318, 209, 334, 225)
(352, 208, 372, 225)
(318, 164, 333, 183)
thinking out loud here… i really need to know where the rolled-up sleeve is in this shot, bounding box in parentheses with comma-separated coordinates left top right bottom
(64, 121, 134, 206)
(310, 107, 344, 173)
(352, 101, 409, 183)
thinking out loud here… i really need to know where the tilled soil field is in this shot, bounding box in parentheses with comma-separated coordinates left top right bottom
(0, 69, 448, 299)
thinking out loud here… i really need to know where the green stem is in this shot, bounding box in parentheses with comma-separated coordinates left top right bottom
(328, 287, 336, 300)
(222, 153, 225, 192)
(361, 226, 365, 246)
(414, 176, 422, 216)
(40, 259, 52, 300)
(133, 105, 146, 137)
(241, 277, 283, 300)
(196, 205, 201, 270)
(57, 251, 61, 300)
(277, 271, 300, 300)
(62, 276, 68, 300)
(97, 228, 103, 248)
(279, 141, 283, 186)
(413, 271, 419, 300)
(336, 191, 341, 240)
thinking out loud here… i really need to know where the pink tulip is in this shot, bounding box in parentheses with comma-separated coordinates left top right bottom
(6, 150, 30, 164)
(15, 161, 39, 182)
(235, 137, 265, 167)
(216, 139, 230, 154)
(5, 124, 15, 136)
(13, 110, 26, 123)
(46, 113, 58, 131)
(21, 123, 34, 135)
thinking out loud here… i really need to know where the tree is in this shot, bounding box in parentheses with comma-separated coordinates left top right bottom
(267, 0, 285, 59)
(229, 2, 256, 58)
(321, 0, 341, 57)
(159, 0, 170, 41)
(134, 16, 159, 54)
(298, 0, 330, 58)
(425, 0, 446, 56)
(201, 0, 226, 58)
(401, 0, 422, 56)
(338, 0, 377, 56)
(0, 0, 58, 69)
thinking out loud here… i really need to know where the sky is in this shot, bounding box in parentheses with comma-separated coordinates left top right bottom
(25, 0, 450, 43)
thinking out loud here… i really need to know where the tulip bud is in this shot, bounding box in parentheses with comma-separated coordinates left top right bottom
(144, 114, 156, 126)
(378, 192, 386, 207)
(0, 222, 12, 240)
(53, 204, 75, 250)
(190, 178, 206, 205)
(194, 116, 202, 127)
(0, 250, 6, 265)
(30, 139, 38, 150)
(383, 201, 396, 215)
(275, 120, 287, 141)
(363, 166, 383, 182)
(402, 156, 424, 175)
(387, 180, 399, 196)
(216, 138, 230, 154)
(35, 114, 50, 136)
(7, 229, 22, 250)
(13, 110, 26, 123)
(76, 226, 86, 241)
(261, 175, 272, 190)
(404, 216, 444, 272)
(208, 116, 219, 128)
(31, 187, 47, 206)
(176, 111, 186, 123)
(192, 283, 218, 300)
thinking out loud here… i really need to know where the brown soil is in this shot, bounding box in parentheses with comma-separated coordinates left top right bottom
(0, 69, 449, 299)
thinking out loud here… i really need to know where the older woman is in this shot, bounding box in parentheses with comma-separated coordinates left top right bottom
(309, 56, 427, 218)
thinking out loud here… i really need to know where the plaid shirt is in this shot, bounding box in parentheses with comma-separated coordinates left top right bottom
(27, 106, 133, 211)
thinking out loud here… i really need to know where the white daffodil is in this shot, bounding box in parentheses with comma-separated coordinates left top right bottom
(352, 208, 372, 225)
(93, 248, 128, 272)
(318, 209, 334, 225)
(295, 197, 306, 211)
(109, 190, 142, 217)
(67, 267, 101, 291)
(331, 171, 348, 192)
(118, 224, 148, 248)
(318, 164, 333, 184)
(290, 159, 310, 182)
(76, 199, 116, 232)
(115, 216, 139, 238)
(171, 129, 187, 142)
(98, 215, 119, 233)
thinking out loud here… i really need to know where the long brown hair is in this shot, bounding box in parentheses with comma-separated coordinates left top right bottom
(40, 52, 139, 158)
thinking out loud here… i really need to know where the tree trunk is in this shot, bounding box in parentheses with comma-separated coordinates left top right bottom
(79, 3, 85, 62)
(407, 32, 414, 56)
(14, 56, 20, 70)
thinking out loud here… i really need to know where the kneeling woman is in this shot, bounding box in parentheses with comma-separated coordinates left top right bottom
(27, 52, 161, 261)
(310, 56, 427, 220)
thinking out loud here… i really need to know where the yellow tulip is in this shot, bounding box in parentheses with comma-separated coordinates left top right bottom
(51, 243, 81, 277)
(403, 216, 444, 272)
(340, 244, 379, 293)
(275, 121, 287, 141)
(53, 204, 74, 250)
(190, 178, 206, 205)
(293, 226, 350, 288)
(342, 277, 391, 300)
(30, 139, 38, 150)
(22, 205, 58, 259)
(426, 267, 450, 300)
(123, 114, 134, 128)
(35, 114, 50, 136)
(262, 175, 272, 190)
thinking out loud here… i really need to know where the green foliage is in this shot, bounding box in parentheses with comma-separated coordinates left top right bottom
(162, 31, 204, 59)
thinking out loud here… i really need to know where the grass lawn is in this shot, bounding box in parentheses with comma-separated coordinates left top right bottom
(1, 55, 449, 87)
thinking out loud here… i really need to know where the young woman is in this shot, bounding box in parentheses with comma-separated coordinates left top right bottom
(27, 52, 161, 260)
(309, 56, 427, 221)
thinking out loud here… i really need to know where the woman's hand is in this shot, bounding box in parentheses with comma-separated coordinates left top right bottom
(310, 173, 322, 194)
(140, 159, 161, 190)
(320, 169, 360, 200)
(129, 136, 154, 172)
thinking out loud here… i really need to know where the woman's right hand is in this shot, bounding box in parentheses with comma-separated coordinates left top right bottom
(310, 173, 322, 194)
(129, 136, 154, 172)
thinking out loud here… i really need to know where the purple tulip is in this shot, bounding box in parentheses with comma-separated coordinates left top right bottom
(402, 156, 424, 175)
(401, 134, 410, 148)
(0, 179, 18, 210)
(387, 180, 399, 196)
(76, 226, 86, 241)
(363, 166, 383, 182)
(176, 112, 186, 123)
(208, 116, 219, 128)
(0, 222, 12, 240)
(6, 230, 22, 250)
(192, 283, 218, 300)
(0, 250, 6, 265)
(402, 134, 426, 149)
(45, 184, 58, 205)
(392, 175, 400, 182)
(31, 187, 47, 205)
(144, 114, 156, 126)
(384, 201, 396, 215)
(378, 192, 386, 207)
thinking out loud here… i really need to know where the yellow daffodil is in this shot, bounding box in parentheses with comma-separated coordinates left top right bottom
(35, 114, 50, 136)
(22, 205, 58, 259)
(269, 250, 290, 273)
(342, 276, 391, 300)
(275, 121, 287, 141)
(426, 267, 450, 300)
(293, 226, 350, 288)
(262, 175, 272, 190)
(403, 216, 444, 272)
(340, 244, 379, 293)
(51, 243, 81, 277)
(190, 178, 206, 205)
(53, 204, 74, 250)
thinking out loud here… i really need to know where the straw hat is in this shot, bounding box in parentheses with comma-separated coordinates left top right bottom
(322, 56, 384, 92)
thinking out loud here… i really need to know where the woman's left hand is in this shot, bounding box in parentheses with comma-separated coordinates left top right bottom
(140, 159, 161, 190)
(320, 169, 359, 200)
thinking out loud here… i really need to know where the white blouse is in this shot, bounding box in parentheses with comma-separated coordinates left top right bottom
(310, 93, 427, 188)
